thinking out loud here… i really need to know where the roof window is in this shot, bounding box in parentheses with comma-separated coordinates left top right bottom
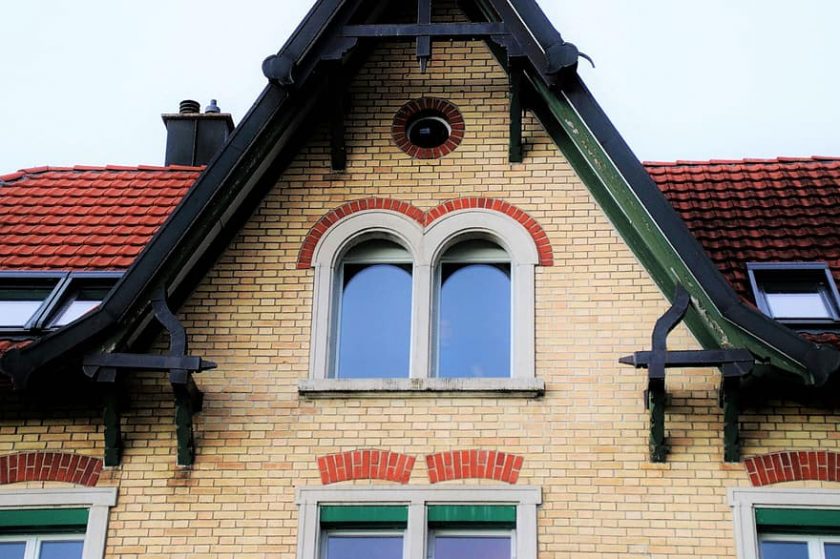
(747, 263, 840, 325)
(0, 272, 122, 334)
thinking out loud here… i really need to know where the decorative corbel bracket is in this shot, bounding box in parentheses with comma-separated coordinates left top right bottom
(619, 285, 754, 463)
(83, 289, 216, 467)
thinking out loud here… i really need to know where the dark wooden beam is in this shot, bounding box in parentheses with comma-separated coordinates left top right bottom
(721, 377, 741, 463)
(102, 384, 122, 467)
(508, 57, 524, 163)
(174, 377, 203, 467)
(416, 0, 432, 72)
(341, 22, 506, 38)
(327, 62, 347, 171)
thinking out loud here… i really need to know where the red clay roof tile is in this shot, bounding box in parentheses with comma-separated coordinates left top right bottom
(646, 156, 840, 348)
(0, 165, 202, 272)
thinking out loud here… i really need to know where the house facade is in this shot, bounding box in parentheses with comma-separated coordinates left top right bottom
(1, 1, 840, 559)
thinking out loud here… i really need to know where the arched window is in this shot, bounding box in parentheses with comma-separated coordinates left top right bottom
(335, 239, 413, 378)
(436, 239, 511, 378)
(305, 204, 544, 393)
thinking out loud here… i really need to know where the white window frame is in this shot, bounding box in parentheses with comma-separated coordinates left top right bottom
(0, 487, 118, 559)
(296, 485, 540, 559)
(304, 209, 542, 396)
(729, 488, 840, 559)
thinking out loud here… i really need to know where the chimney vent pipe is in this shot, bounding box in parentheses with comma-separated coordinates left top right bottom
(179, 99, 201, 114)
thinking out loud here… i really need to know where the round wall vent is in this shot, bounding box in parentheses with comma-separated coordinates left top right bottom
(392, 98, 464, 159)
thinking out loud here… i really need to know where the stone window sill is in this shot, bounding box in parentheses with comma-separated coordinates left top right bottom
(298, 378, 545, 399)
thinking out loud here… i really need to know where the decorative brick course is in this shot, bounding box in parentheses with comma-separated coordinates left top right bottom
(0, 452, 102, 487)
(744, 451, 840, 486)
(297, 197, 554, 269)
(316, 450, 416, 485)
(426, 450, 523, 484)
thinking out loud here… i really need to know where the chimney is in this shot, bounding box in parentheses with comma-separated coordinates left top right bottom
(161, 99, 235, 166)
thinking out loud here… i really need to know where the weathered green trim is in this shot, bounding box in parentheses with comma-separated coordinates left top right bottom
(756, 508, 840, 530)
(320, 505, 408, 528)
(528, 75, 810, 379)
(427, 505, 516, 528)
(0, 508, 88, 531)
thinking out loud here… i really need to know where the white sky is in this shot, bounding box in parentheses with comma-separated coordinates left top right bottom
(1, 1, 838, 172)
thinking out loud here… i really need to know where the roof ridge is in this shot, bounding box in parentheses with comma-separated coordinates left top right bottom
(1, 164, 205, 183)
(643, 156, 840, 167)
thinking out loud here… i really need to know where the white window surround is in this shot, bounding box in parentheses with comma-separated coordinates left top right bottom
(729, 487, 840, 559)
(302, 209, 543, 397)
(296, 485, 541, 559)
(0, 487, 117, 559)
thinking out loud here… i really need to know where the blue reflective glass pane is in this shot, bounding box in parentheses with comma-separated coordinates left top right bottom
(38, 541, 84, 559)
(433, 536, 511, 559)
(759, 540, 809, 559)
(438, 263, 510, 378)
(825, 543, 840, 559)
(0, 542, 26, 559)
(337, 264, 412, 378)
(325, 535, 403, 559)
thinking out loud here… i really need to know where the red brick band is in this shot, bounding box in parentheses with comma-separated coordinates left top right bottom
(297, 197, 553, 269)
(426, 450, 523, 484)
(745, 451, 840, 486)
(0, 452, 103, 487)
(317, 449, 416, 485)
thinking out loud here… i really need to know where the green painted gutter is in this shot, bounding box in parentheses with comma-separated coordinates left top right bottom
(529, 75, 820, 382)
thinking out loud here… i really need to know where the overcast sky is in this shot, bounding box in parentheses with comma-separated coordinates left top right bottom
(1, 1, 838, 172)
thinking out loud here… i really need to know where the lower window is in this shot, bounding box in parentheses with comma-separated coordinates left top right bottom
(0, 488, 118, 559)
(730, 488, 840, 559)
(298, 486, 539, 559)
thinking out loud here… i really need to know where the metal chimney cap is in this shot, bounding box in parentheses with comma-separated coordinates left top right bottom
(179, 100, 201, 114)
(205, 99, 221, 114)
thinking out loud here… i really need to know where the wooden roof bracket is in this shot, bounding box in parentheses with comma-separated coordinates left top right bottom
(620, 285, 754, 463)
(82, 288, 216, 467)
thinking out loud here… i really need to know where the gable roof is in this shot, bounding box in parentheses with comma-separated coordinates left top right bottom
(0, 166, 201, 271)
(1, 0, 839, 390)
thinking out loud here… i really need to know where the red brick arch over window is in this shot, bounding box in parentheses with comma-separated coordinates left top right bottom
(296, 198, 554, 269)
(316, 449, 416, 485)
(0, 452, 103, 487)
(745, 451, 840, 486)
(426, 450, 524, 484)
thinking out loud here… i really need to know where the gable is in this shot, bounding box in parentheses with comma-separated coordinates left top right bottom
(0, 0, 838, 393)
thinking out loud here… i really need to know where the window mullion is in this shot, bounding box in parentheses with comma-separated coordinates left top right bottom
(406, 501, 426, 559)
(411, 264, 433, 379)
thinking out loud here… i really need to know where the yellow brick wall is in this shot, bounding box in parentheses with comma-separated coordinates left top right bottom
(2, 3, 840, 558)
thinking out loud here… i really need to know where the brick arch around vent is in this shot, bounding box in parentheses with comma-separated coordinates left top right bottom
(296, 198, 554, 269)
(745, 451, 840, 486)
(0, 452, 103, 487)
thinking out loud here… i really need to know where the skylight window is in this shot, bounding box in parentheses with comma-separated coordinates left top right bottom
(747, 263, 840, 325)
(0, 272, 121, 333)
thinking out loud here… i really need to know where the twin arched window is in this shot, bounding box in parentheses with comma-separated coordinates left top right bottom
(309, 209, 538, 381)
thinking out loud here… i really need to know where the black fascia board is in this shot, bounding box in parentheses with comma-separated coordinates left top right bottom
(558, 74, 840, 385)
